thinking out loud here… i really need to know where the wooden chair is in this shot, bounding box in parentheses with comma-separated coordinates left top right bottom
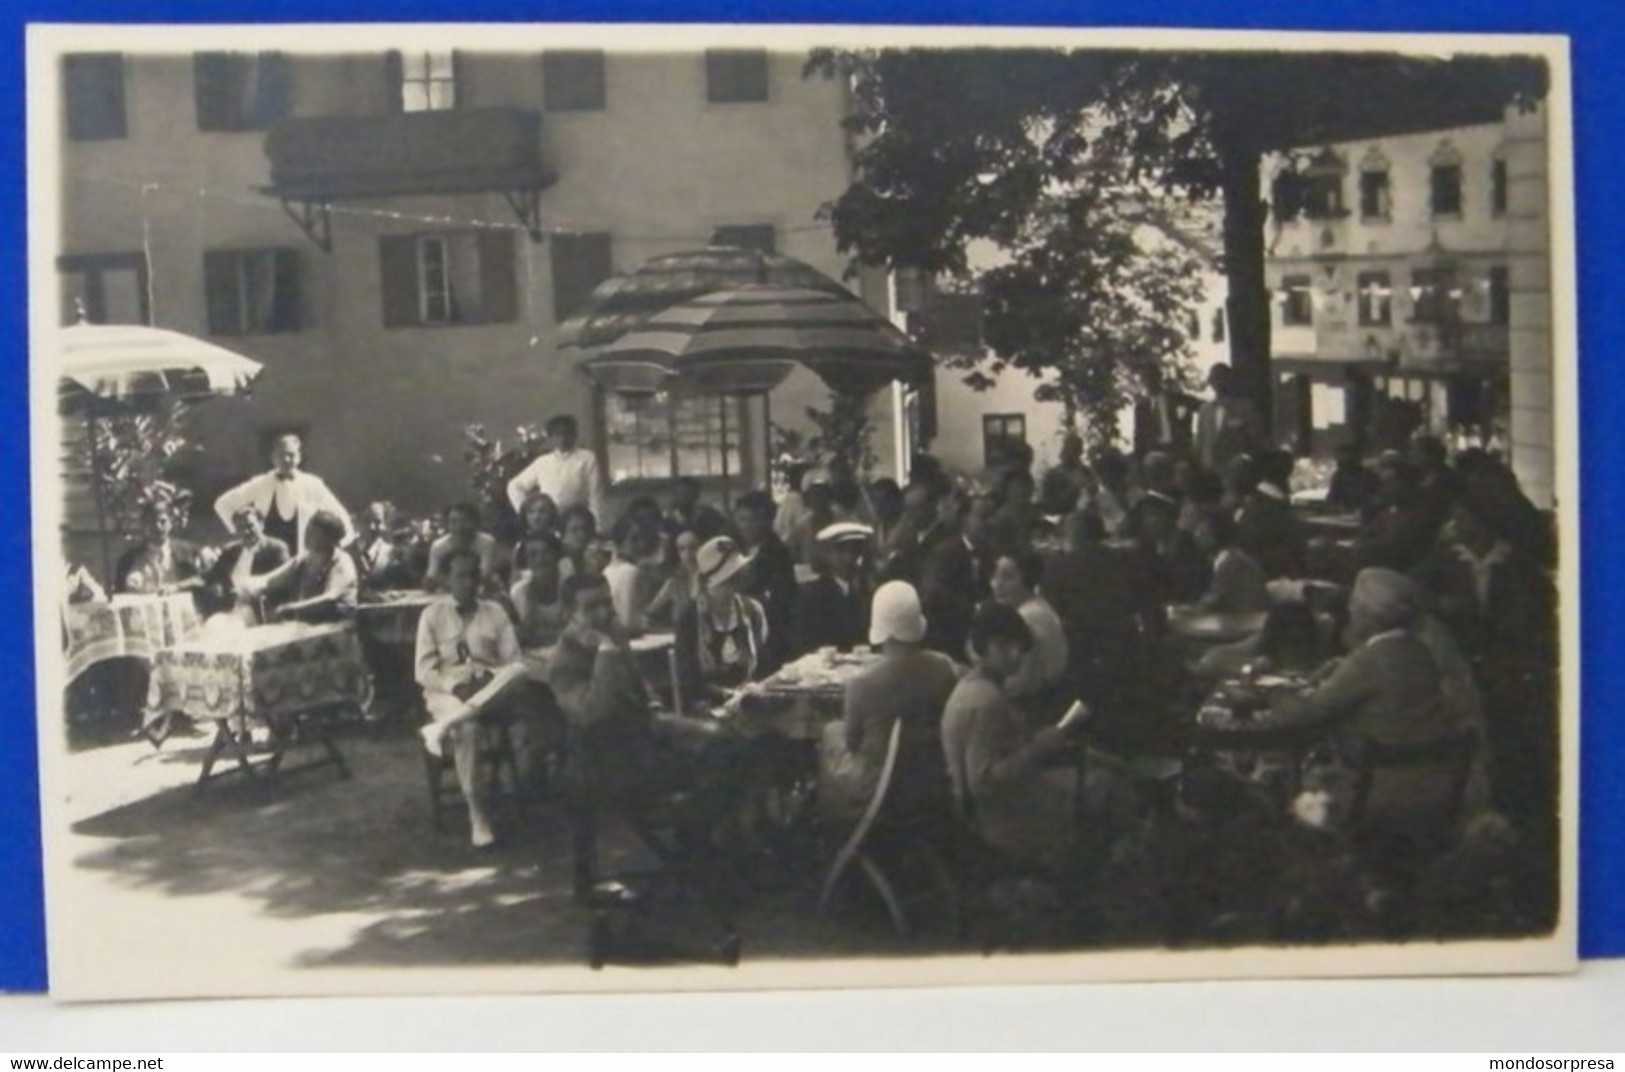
(1350, 727, 1480, 837)
(817, 721, 957, 936)
(422, 710, 526, 834)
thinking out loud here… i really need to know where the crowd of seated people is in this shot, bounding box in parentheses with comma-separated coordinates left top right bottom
(87, 396, 1557, 933)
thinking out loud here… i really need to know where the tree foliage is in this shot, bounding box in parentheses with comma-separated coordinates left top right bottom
(806, 48, 1549, 438)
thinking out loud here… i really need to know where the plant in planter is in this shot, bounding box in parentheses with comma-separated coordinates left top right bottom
(82, 396, 197, 542)
(463, 423, 547, 542)
(803, 392, 878, 482)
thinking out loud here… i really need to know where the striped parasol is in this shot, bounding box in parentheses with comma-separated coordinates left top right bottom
(561, 246, 855, 395)
(590, 284, 933, 397)
(56, 322, 263, 413)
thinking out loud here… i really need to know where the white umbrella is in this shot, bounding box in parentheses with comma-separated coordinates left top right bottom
(56, 322, 263, 410)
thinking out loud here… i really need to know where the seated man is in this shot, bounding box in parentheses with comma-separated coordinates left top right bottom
(201, 504, 291, 621)
(353, 501, 415, 591)
(114, 501, 205, 597)
(424, 502, 501, 594)
(550, 572, 745, 886)
(792, 521, 874, 656)
(1235, 448, 1307, 579)
(509, 529, 571, 649)
(242, 510, 359, 624)
(415, 549, 534, 849)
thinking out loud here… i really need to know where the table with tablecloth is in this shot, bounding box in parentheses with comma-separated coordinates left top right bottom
(726, 650, 881, 741)
(145, 621, 370, 789)
(62, 592, 202, 683)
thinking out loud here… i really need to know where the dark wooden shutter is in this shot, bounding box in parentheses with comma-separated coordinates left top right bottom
(477, 230, 517, 323)
(451, 50, 468, 109)
(705, 50, 769, 103)
(542, 51, 606, 111)
(383, 51, 404, 113)
(65, 53, 127, 141)
(193, 52, 232, 131)
(253, 52, 293, 127)
(379, 236, 419, 328)
(550, 232, 613, 323)
(269, 248, 302, 332)
(203, 251, 241, 336)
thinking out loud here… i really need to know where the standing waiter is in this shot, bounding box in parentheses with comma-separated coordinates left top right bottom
(214, 432, 354, 556)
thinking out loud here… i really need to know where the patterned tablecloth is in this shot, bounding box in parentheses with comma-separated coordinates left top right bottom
(728, 651, 881, 741)
(146, 622, 371, 726)
(63, 592, 202, 683)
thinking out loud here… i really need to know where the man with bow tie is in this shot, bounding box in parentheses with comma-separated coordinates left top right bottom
(214, 433, 353, 556)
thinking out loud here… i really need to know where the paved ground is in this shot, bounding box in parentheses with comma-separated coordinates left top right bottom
(49, 715, 970, 998)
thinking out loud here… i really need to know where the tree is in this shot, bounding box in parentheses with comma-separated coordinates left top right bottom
(808, 48, 1547, 436)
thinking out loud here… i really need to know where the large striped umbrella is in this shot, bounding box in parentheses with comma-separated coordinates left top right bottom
(561, 246, 855, 395)
(590, 284, 932, 397)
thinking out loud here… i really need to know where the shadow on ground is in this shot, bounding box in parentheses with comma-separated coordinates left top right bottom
(68, 727, 946, 970)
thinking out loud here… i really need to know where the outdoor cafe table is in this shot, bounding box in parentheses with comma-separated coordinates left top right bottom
(354, 589, 437, 645)
(62, 591, 202, 684)
(144, 621, 369, 791)
(1192, 669, 1329, 803)
(727, 650, 882, 741)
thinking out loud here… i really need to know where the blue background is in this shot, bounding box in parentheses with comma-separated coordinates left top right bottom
(2, 0, 1619, 995)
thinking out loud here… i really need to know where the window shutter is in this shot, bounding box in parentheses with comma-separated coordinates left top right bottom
(451, 50, 468, 109)
(203, 251, 240, 336)
(551, 232, 613, 322)
(254, 52, 293, 127)
(193, 52, 232, 131)
(378, 236, 419, 327)
(383, 51, 404, 113)
(65, 53, 127, 141)
(477, 230, 518, 323)
(270, 248, 302, 332)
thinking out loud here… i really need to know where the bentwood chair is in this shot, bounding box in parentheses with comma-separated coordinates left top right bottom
(817, 720, 958, 937)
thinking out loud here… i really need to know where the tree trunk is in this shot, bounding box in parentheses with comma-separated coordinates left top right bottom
(1219, 136, 1274, 440)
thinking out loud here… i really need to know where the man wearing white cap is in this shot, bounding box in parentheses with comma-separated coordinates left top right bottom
(817, 580, 961, 821)
(792, 521, 873, 657)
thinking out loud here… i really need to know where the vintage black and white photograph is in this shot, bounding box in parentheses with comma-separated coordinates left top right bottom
(29, 24, 1578, 1000)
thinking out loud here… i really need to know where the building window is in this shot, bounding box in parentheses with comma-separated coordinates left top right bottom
(550, 231, 614, 323)
(1492, 157, 1509, 217)
(58, 252, 148, 325)
(542, 50, 606, 112)
(390, 50, 459, 112)
(379, 231, 517, 328)
(194, 52, 292, 131)
(982, 414, 1027, 468)
(1430, 164, 1463, 217)
(1210, 307, 1226, 343)
(1281, 274, 1314, 327)
(64, 53, 126, 141)
(1409, 266, 1460, 325)
(1488, 266, 1511, 326)
(1357, 270, 1392, 327)
(1185, 309, 1200, 341)
(204, 249, 301, 335)
(711, 224, 777, 254)
(602, 390, 746, 483)
(1359, 169, 1391, 220)
(705, 50, 769, 104)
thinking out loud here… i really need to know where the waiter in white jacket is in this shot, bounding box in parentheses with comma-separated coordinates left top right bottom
(214, 433, 354, 556)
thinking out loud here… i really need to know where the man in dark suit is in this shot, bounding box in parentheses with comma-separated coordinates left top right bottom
(200, 504, 292, 619)
(919, 492, 993, 660)
(792, 522, 874, 655)
(1235, 448, 1307, 579)
(731, 490, 799, 675)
